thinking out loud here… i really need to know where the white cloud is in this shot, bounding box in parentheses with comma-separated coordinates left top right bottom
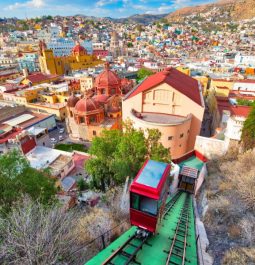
(95, 0, 118, 7)
(6, 0, 45, 10)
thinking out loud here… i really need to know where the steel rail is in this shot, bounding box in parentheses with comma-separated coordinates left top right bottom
(165, 194, 190, 265)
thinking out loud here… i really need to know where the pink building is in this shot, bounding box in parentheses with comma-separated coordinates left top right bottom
(122, 67, 205, 159)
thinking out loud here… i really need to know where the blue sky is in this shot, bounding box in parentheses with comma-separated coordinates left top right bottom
(0, 0, 214, 19)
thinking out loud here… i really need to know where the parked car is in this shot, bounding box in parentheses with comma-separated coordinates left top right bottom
(59, 128, 65, 134)
(59, 135, 64, 141)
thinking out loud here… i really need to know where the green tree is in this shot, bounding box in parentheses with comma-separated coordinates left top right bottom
(236, 99, 254, 106)
(0, 149, 56, 213)
(146, 129, 171, 162)
(241, 103, 255, 151)
(127, 42, 133, 48)
(85, 130, 121, 191)
(85, 122, 171, 191)
(76, 178, 88, 191)
(137, 68, 153, 81)
(111, 124, 147, 182)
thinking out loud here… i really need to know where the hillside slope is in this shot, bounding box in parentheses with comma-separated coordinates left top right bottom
(166, 0, 255, 22)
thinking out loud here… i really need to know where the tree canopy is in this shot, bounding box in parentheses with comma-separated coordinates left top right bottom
(241, 103, 255, 151)
(0, 149, 56, 213)
(85, 122, 171, 192)
(137, 68, 154, 81)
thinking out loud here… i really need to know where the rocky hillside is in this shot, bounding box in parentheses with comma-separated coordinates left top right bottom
(166, 0, 255, 22)
(199, 148, 255, 264)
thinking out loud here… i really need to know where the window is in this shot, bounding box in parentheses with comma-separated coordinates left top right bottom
(80, 117, 85, 123)
(179, 144, 182, 147)
(140, 197, 157, 216)
(187, 129, 190, 134)
(130, 192, 158, 216)
(168, 136, 173, 141)
(180, 133, 184, 138)
(93, 130, 96, 136)
(131, 193, 139, 210)
(90, 116, 96, 123)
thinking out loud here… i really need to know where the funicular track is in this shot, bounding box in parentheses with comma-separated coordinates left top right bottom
(101, 233, 148, 265)
(165, 193, 192, 265)
(102, 192, 184, 265)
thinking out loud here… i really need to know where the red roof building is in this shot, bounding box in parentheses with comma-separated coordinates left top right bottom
(125, 67, 203, 106)
(216, 96, 252, 118)
(122, 67, 205, 159)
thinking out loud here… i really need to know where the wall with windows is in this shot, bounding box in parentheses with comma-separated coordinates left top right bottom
(122, 82, 204, 159)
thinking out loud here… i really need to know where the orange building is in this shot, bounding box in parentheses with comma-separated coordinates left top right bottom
(122, 67, 205, 159)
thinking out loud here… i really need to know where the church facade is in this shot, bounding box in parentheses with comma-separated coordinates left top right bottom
(39, 41, 102, 75)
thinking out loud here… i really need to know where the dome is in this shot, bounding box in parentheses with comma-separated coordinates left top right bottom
(67, 94, 79, 108)
(75, 97, 101, 113)
(93, 94, 109, 104)
(72, 42, 87, 55)
(95, 62, 121, 89)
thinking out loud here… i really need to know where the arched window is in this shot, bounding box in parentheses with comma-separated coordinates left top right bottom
(80, 117, 85, 123)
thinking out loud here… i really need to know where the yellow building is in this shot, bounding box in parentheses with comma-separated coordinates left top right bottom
(194, 76, 209, 95)
(27, 102, 67, 121)
(176, 66, 190, 76)
(210, 78, 233, 97)
(39, 41, 103, 75)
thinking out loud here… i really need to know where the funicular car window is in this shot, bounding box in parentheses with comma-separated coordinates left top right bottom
(140, 196, 158, 216)
(131, 192, 139, 210)
(131, 193, 158, 216)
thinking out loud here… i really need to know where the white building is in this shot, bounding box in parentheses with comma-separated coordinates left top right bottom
(26, 146, 75, 179)
(234, 53, 255, 67)
(37, 26, 61, 42)
(224, 115, 245, 142)
(47, 38, 93, 56)
(232, 80, 255, 96)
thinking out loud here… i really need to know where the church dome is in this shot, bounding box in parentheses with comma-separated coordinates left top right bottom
(93, 94, 109, 104)
(75, 97, 101, 113)
(95, 62, 121, 89)
(72, 42, 87, 55)
(67, 94, 79, 108)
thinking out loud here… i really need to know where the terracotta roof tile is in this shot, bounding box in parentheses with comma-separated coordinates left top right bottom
(124, 67, 202, 106)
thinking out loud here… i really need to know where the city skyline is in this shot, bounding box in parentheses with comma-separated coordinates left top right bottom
(0, 0, 214, 19)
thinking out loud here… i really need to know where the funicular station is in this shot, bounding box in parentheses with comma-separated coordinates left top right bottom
(86, 151, 207, 265)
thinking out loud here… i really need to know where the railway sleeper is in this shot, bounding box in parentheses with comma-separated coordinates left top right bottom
(128, 242, 139, 248)
(168, 237, 185, 244)
(120, 250, 133, 259)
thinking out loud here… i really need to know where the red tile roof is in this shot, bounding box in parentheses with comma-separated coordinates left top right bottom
(0, 128, 22, 144)
(216, 97, 252, 118)
(230, 105, 251, 117)
(26, 73, 59, 84)
(125, 67, 202, 106)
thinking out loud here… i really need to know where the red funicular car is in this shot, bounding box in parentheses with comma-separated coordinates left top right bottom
(130, 160, 171, 234)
